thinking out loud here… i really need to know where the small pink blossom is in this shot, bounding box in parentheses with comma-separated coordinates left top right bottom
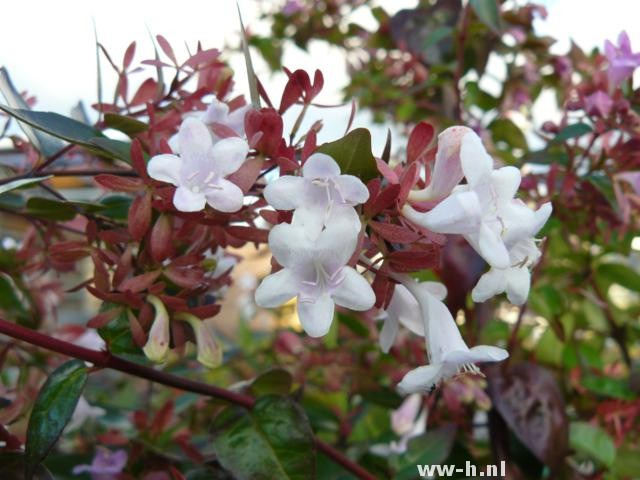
(604, 31, 640, 87)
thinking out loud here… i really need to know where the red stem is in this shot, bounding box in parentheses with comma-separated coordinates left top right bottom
(0, 317, 376, 480)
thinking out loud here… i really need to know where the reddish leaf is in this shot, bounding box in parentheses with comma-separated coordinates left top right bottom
(279, 70, 306, 113)
(245, 108, 283, 156)
(387, 246, 439, 272)
(150, 214, 173, 262)
(184, 48, 220, 68)
(123, 41, 136, 69)
(118, 270, 161, 293)
(87, 308, 122, 329)
(90, 251, 110, 292)
(227, 226, 269, 243)
(302, 130, 317, 161)
(164, 266, 203, 289)
(127, 310, 147, 347)
(365, 183, 401, 217)
(95, 174, 143, 192)
(226, 156, 264, 194)
(310, 69, 324, 99)
(128, 192, 152, 241)
(187, 304, 222, 318)
(130, 78, 159, 106)
(398, 161, 420, 204)
(50, 241, 89, 262)
(370, 221, 421, 243)
(130, 139, 148, 178)
(407, 121, 435, 163)
(156, 35, 177, 64)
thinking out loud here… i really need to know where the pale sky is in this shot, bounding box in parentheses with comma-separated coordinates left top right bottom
(1, 0, 639, 152)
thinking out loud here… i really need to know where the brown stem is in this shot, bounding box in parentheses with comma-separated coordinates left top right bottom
(0, 317, 376, 480)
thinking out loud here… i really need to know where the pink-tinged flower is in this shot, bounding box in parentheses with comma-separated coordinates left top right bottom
(614, 171, 640, 223)
(585, 90, 614, 117)
(263, 153, 369, 237)
(142, 295, 170, 363)
(604, 31, 640, 87)
(72, 448, 127, 480)
(407, 126, 469, 203)
(403, 130, 547, 270)
(379, 282, 446, 353)
(282, 0, 304, 16)
(203, 98, 251, 137)
(148, 117, 249, 212)
(396, 276, 508, 394)
(179, 313, 222, 368)
(371, 393, 427, 456)
(255, 220, 375, 337)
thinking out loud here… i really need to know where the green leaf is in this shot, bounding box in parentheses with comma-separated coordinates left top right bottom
(99, 194, 132, 220)
(104, 113, 148, 136)
(552, 123, 592, 143)
(470, 0, 501, 33)
(211, 395, 316, 480)
(569, 421, 616, 467)
(489, 118, 527, 150)
(597, 262, 640, 292)
(337, 312, 369, 337)
(0, 68, 65, 157)
(395, 426, 456, 479)
(25, 197, 77, 221)
(25, 360, 89, 479)
(613, 447, 640, 476)
(581, 375, 635, 400)
(0, 452, 54, 480)
(89, 137, 133, 162)
(98, 305, 141, 356)
(0, 104, 105, 148)
(317, 128, 378, 183)
(0, 274, 29, 321)
(0, 176, 54, 196)
(250, 369, 293, 397)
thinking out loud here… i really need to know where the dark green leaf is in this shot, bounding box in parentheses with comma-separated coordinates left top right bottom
(0, 176, 54, 196)
(0, 104, 105, 147)
(581, 375, 635, 400)
(552, 123, 592, 143)
(569, 421, 615, 467)
(0, 452, 54, 480)
(613, 447, 640, 476)
(211, 395, 316, 480)
(395, 426, 456, 479)
(99, 194, 132, 220)
(337, 312, 370, 338)
(98, 306, 141, 356)
(317, 128, 378, 183)
(104, 113, 148, 136)
(25, 197, 77, 221)
(89, 137, 133, 162)
(489, 118, 527, 150)
(25, 360, 89, 479)
(0, 274, 29, 321)
(0, 68, 64, 157)
(597, 262, 640, 292)
(470, 0, 501, 33)
(464, 81, 499, 111)
(250, 369, 293, 397)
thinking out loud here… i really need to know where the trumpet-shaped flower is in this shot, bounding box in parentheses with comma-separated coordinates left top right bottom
(180, 313, 223, 368)
(371, 393, 427, 456)
(472, 203, 552, 305)
(379, 282, 446, 353)
(255, 220, 375, 337)
(396, 277, 508, 394)
(604, 31, 640, 87)
(142, 295, 171, 363)
(148, 117, 249, 212)
(403, 131, 542, 269)
(263, 153, 369, 237)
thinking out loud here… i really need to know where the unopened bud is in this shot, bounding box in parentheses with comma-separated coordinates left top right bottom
(142, 295, 171, 363)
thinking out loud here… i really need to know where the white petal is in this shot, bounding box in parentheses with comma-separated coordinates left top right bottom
(491, 166, 521, 203)
(168, 133, 180, 154)
(227, 104, 251, 135)
(500, 200, 536, 245)
(408, 190, 481, 234)
(255, 269, 299, 307)
(316, 219, 359, 273)
(210, 137, 250, 177)
(173, 186, 206, 212)
(504, 267, 531, 305)
(264, 176, 306, 210)
(477, 223, 510, 269)
(424, 292, 469, 359)
(303, 153, 341, 179)
(179, 117, 213, 160)
(391, 393, 423, 435)
(147, 154, 182, 185)
(460, 131, 493, 186)
(326, 205, 362, 234)
(334, 175, 370, 204)
(379, 316, 399, 353)
(471, 269, 507, 303)
(297, 292, 335, 337)
(531, 202, 552, 235)
(204, 179, 244, 213)
(203, 98, 230, 124)
(387, 285, 424, 337)
(397, 364, 444, 394)
(291, 205, 326, 239)
(332, 267, 376, 311)
(445, 345, 508, 364)
(268, 223, 313, 268)
(423, 281, 447, 301)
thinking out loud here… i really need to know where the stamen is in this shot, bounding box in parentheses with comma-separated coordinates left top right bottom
(186, 170, 199, 181)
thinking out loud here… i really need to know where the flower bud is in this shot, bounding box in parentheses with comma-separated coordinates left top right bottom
(178, 313, 222, 368)
(142, 295, 171, 363)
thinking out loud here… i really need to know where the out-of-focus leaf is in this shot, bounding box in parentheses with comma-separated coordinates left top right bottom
(0, 176, 53, 196)
(336, 312, 370, 338)
(89, 137, 132, 162)
(613, 447, 640, 476)
(25, 197, 76, 221)
(249, 369, 293, 397)
(104, 113, 148, 136)
(489, 118, 527, 150)
(581, 375, 635, 400)
(0, 104, 105, 148)
(470, 0, 501, 33)
(99, 194, 131, 220)
(0, 274, 29, 322)
(0, 452, 54, 480)
(317, 128, 378, 183)
(237, 4, 260, 108)
(488, 362, 568, 469)
(552, 123, 592, 143)
(0, 68, 64, 157)
(25, 360, 88, 479)
(569, 421, 615, 467)
(465, 81, 499, 111)
(597, 262, 640, 292)
(211, 395, 315, 480)
(395, 426, 456, 480)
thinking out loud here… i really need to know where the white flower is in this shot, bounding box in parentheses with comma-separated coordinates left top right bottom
(210, 247, 237, 279)
(180, 314, 222, 368)
(471, 203, 552, 305)
(403, 131, 545, 269)
(148, 117, 249, 212)
(142, 295, 170, 363)
(371, 393, 427, 456)
(264, 153, 370, 237)
(66, 396, 106, 432)
(396, 276, 508, 394)
(379, 282, 446, 353)
(255, 220, 375, 337)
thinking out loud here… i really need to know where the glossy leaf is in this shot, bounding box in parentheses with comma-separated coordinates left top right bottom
(470, 0, 501, 33)
(552, 123, 592, 143)
(249, 369, 293, 397)
(25, 197, 77, 221)
(569, 421, 615, 467)
(317, 128, 378, 183)
(211, 395, 315, 480)
(25, 360, 89, 479)
(0, 176, 53, 196)
(104, 113, 148, 136)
